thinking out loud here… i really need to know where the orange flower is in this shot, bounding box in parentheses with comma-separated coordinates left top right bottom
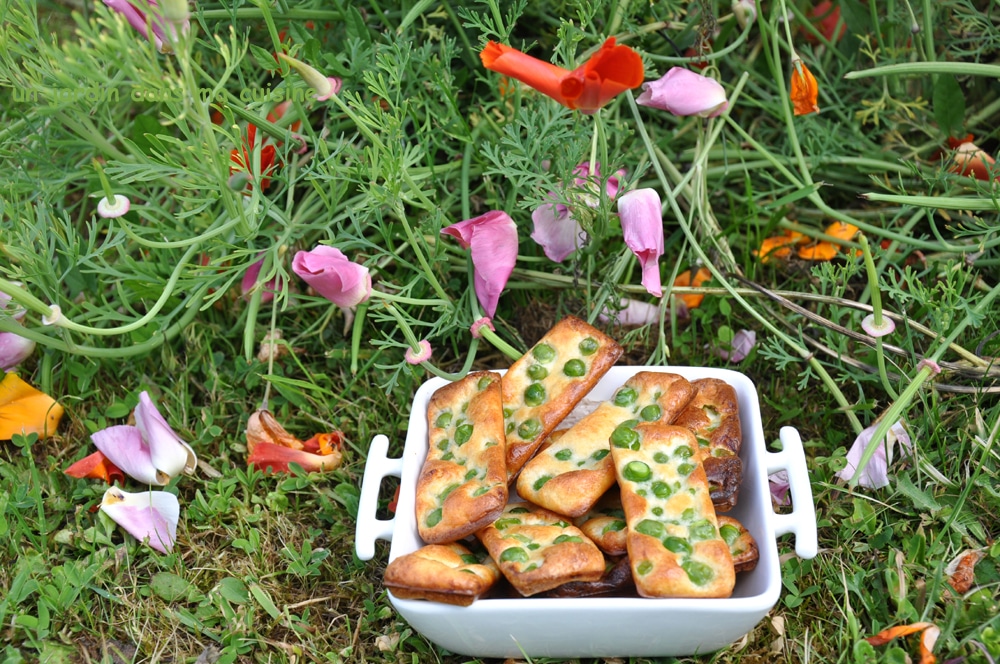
(866, 622, 939, 664)
(672, 267, 712, 309)
(806, 1, 847, 44)
(246, 409, 344, 474)
(64, 450, 125, 486)
(754, 230, 808, 263)
(0, 373, 63, 440)
(230, 123, 278, 191)
(480, 37, 644, 114)
(790, 61, 820, 116)
(951, 140, 997, 181)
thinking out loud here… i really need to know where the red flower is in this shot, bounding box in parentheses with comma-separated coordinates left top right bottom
(480, 37, 644, 114)
(806, 1, 847, 44)
(64, 450, 126, 486)
(230, 123, 278, 191)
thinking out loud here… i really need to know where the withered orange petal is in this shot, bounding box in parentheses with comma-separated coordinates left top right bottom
(302, 431, 345, 455)
(0, 373, 64, 440)
(247, 442, 343, 474)
(64, 450, 125, 486)
(790, 62, 820, 116)
(672, 268, 713, 309)
(246, 409, 305, 454)
(824, 221, 860, 242)
(798, 241, 839, 261)
(865, 622, 939, 664)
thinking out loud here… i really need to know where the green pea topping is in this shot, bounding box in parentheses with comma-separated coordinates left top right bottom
(527, 543, 541, 551)
(610, 421, 640, 449)
(436, 439, 450, 451)
(506, 422, 515, 435)
(499, 547, 529, 563)
(653, 451, 669, 463)
(554, 520, 570, 528)
(637, 560, 654, 575)
(455, 423, 474, 445)
(524, 383, 546, 406)
(523, 563, 539, 572)
(464, 469, 479, 480)
(579, 337, 599, 355)
(682, 508, 696, 521)
(472, 486, 490, 497)
(652, 506, 664, 516)
(590, 449, 610, 461)
(703, 406, 721, 430)
(563, 359, 586, 377)
(441, 452, 454, 461)
(434, 412, 453, 428)
(553, 534, 583, 544)
(484, 440, 498, 448)
(503, 407, 514, 418)
(635, 519, 666, 539)
(652, 481, 673, 499)
(509, 506, 531, 514)
(440, 483, 460, 500)
(720, 524, 742, 547)
(477, 376, 492, 391)
(682, 560, 715, 586)
(640, 404, 662, 422)
(713, 448, 732, 457)
(603, 520, 626, 534)
(554, 448, 573, 461)
(689, 519, 717, 541)
(663, 537, 692, 554)
(527, 364, 549, 381)
(697, 436, 711, 447)
(532, 344, 556, 362)
(622, 460, 652, 482)
(674, 445, 693, 459)
(517, 418, 542, 440)
(460, 554, 478, 564)
(425, 508, 442, 528)
(613, 387, 638, 407)
(532, 475, 552, 491)
(494, 517, 521, 530)
(677, 462, 696, 476)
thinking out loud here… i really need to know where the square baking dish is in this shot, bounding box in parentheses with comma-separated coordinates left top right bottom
(356, 366, 817, 659)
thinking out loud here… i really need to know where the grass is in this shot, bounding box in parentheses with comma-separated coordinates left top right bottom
(1, 0, 999, 662)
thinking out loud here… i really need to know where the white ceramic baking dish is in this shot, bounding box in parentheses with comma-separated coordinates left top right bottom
(356, 366, 817, 659)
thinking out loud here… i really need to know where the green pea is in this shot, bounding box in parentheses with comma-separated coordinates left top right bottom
(697, 436, 711, 447)
(640, 404, 662, 421)
(652, 481, 672, 499)
(622, 460, 652, 482)
(613, 387, 638, 407)
(554, 448, 573, 461)
(674, 445, 693, 459)
(563, 358, 586, 377)
(434, 412, 453, 428)
(663, 537, 692, 554)
(703, 406, 721, 430)
(464, 469, 479, 480)
(635, 519, 666, 539)
(472, 486, 490, 497)
(553, 534, 583, 544)
(440, 483, 460, 500)
(509, 506, 531, 514)
(499, 547, 529, 563)
(460, 554, 478, 564)
(436, 439, 450, 451)
(477, 376, 492, 391)
(720, 524, 741, 547)
(524, 383, 546, 406)
(455, 423, 474, 445)
(554, 520, 569, 528)
(689, 519, 717, 541)
(441, 452, 454, 461)
(579, 337, 599, 355)
(527, 543, 541, 551)
(523, 563, 539, 572)
(425, 508, 442, 528)
(682, 508, 696, 521)
(636, 560, 654, 575)
(590, 449, 609, 461)
(506, 422, 515, 435)
(603, 520, 626, 534)
(682, 560, 715, 586)
(532, 475, 552, 491)
(653, 451, 669, 463)
(532, 344, 556, 362)
(484, 440, 498, 448)
(503, 407, 514, 418)
(527, 364, 549, 381)
(518, 419, 541, 440)
(652, 506, 663, 516)
(610, 421, 640, 449)
(494, 517, 521, 530)
(677, 462, 696, 476)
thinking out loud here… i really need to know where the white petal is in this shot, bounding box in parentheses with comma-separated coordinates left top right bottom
(100, 488, 179, 553)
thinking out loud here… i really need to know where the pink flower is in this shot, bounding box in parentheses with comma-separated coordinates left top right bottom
(861, 314, 895, 338)
(0, 332, 35, 372)
(531, 162, 625, 262)
(835, 420, 911, 489)
(100, 487, 179, 553)
(768, 470, 791, 506)
(103, 0, 187, 53)
(617, 188, 664, 297)
(918, 358, 941, 375)
(241, 257, 281, 304)
(96, 194, 130, 219)
(733, 0, 757, 28)
(716, 329, 756, 363)
(598, 298, 662, 326)
(404, 340, 432, 365)
(292, 246, 372, 308)
(636, 67, 729, 118)
(441, 211, 518, 318)
(470, 317, 495, 338)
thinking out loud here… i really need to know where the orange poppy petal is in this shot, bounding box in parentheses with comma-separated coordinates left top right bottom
(865, 622, 939, 664)
(673, 267, 712, 309)
(64, 450, 125, 486)
(824, 221, 860, 242)
(0, 373, 64, 440)
(302, 431, 345, 456)
(790, 62, 820, 116)
(797, 241, 839, 261)
(560, 37, 644, 112)
(247, 441, 343, 474)
(952, 141, 997, 181)
(755, 231, 808, 263)
(480, 41, 570, 106)
(246, 409, 304, 454)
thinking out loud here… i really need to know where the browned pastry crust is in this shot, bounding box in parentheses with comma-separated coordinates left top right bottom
(544, 555, 635, 598)
(501, 316, 623, 482)
(476, 502, 606, 597)
(384, 542, 500, 606)
(671, 378, 744, 512)
(716, 515, 760, 574)
(416, 371, 508, 544)
(573, 489, 628, 556)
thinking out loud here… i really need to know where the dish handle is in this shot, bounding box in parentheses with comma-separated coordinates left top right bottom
(764, 426, 818, 560)
(355, 434, 403, 561)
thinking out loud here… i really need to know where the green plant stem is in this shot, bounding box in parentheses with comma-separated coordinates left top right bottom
(197, 8, 343, 19)
(644, 19, 753, 64)
(392, 204, 451, 303)
(0, 279, 58, 319)
(861, 234, 899, 399)
(846, 62, 1000, 79)
(860, 193, 1000, 212)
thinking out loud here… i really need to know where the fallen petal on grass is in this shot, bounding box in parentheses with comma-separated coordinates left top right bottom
(0, 373, 64, 440)
(865, 622, 940, 664)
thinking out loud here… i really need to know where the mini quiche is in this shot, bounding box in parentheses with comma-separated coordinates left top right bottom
(611, 422, 736, 598)
(476, 502, 606, 596)
(500, 316, 623, 482)
(383, 542, 500, 606)
(672, 378, 744, 512)
(516, 372, 694, 518)
(416, 371, 508, 544)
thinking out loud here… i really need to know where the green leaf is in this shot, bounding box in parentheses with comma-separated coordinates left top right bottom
(105, 402, 131, 420)
(249, 44, 279, 73)
(217, 577, 249, 605)
(895, 474, 942, 512)
(129, 114, 168, 156)
(333, 482, 360, 519)
(149, 572, 189, 602)
(933, 74, 966, 136)
(248, 582, 281, 618)
(719, 298, 732, 317)
(344, 5, 372, 45)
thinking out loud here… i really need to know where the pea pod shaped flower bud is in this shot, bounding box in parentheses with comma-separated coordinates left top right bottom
(441, 211, 518, 318)
(277, 53, 342, 101)
(617, 188, 664, 297)
(636, 68, 729, 118)
(100, 487, 179, 553)
(292, 246, 372, 308)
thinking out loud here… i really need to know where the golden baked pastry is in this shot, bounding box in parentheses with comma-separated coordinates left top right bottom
(717, 515, 759, 573)
(500, 316, 623, 482)
(383, 542, 500, 606)
(573, 489, 628, 556)
(477, 502, 606, 596)
(416, 371, 508, 544)
(671, 378, 743, 512)
(611, 422, 735, 598)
